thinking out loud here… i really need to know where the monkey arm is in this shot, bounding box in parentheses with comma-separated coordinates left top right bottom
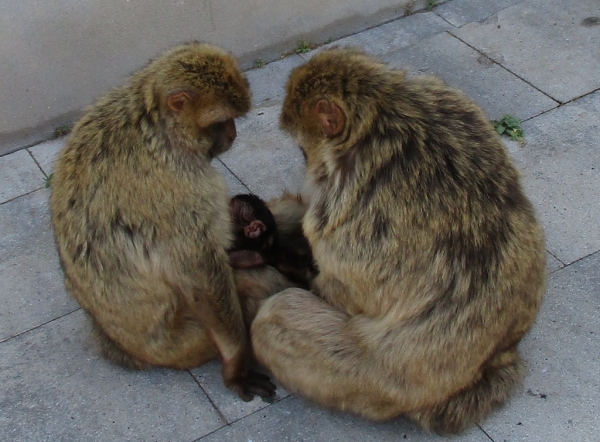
(182, 248, 275, 401)
(267, 192, 309, 237)
(229, 249, 267, 269)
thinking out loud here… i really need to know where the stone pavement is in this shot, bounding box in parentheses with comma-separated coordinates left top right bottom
(1, 0, 598, 440)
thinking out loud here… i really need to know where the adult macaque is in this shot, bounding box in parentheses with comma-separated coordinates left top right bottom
(251, 48, 546, 433)
(50, 42, 274, 401)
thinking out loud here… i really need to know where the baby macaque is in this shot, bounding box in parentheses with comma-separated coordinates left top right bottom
(229, 194, 278, 269)
(229, 193, 316, 288)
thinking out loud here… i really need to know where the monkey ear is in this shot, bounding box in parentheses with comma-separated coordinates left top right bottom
(315, 99, 346, 137)
(244, 220, 267, 239)
(166, 90, 199, 112)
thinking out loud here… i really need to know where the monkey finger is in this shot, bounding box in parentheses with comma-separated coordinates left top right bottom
(227, 373, 275, 402)
(233, 386, 255, 402)
(244, 369, 277, 398)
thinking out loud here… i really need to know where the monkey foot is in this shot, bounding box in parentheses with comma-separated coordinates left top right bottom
(229, 370, 277, 402)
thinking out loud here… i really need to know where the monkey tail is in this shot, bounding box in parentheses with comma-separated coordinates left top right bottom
(408, 347, 525, 434)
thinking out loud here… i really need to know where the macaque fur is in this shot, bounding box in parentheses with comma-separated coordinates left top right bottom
(231, 192, 315, 325)
(251, 48, 546, 433)
(50, 42, 274, 401)
(229, 193, 316, 288)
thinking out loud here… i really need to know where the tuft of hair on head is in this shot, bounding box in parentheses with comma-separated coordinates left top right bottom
(140, 42, 251, 126)
(279, 47, 403, 147)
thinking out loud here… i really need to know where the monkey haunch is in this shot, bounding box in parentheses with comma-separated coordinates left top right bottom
(50, 43, 274, 401)
(251, 48, 546, 433)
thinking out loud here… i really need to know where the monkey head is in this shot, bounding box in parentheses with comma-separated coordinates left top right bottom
(230, 194, 278, 254)
(143, 42, 251, 158)
(280, 48, 405, 167)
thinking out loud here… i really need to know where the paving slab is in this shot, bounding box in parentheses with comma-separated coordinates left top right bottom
(546, 252, 564, 274)
(0, 149, 45, 204)
(198, 394, 490, 442)
(0, 309, 225, 442)
(219, 101, 306, 200)
(503, 91, 600, 265)
(213, 159, 251, 196)
(481, 251, 600, 442)
(303, 11, 453, 59)
(0, 189, 79, 341)
(434, 0, 526, 28)
(190, 360, 291, 424)
(247, 55, 305, 106)
(28, 137, 65, 176)
(453, 0, 600, 103)
(383, 31, 558, 120)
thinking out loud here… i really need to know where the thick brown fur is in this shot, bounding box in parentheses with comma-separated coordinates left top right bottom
(251, 48, 546, 433)
(50, 42, 275, 401)
(267, 192, 316, 288)
(235, 265, 297, 328)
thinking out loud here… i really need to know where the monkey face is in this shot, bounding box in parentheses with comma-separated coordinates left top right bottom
(202, 118, 237, 159)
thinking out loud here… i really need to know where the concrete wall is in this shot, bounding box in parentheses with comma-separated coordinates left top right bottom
(0, 0, 426, 156)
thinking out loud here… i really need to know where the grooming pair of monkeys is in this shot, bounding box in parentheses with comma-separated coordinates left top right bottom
(50, 42, 545, 433)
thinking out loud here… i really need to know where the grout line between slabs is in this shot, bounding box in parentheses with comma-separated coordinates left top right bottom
(521, 87, 600, 124)
(433, 14, 458, 28)
(546, 250, 600, 276)
(0, 186, 46, 206)
(192, 394, 295, 441)
(446, 31, 560, 106)
(477, 423, 497, 442)
(216, 158, 252, 193)
(546, 249, 566, 267)
(26, 148, 49, 178)
(187, 370, 229, 426)
(553, 249, 600, 272)
(0, 307, 81, 344)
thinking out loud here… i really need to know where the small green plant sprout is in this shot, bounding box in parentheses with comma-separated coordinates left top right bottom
(255, 58, 265, 68)
(295, 39, 312, 54)
(427, 0, 439, 11)
(53, 123, 73, 138)
(326, 37, 334, 44)
(492, 114, 524, 141)
(45, 173, 54, 189)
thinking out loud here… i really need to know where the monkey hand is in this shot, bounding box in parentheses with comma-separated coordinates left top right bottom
(226, 369, 277, 402)
(229, 250, 267, 269)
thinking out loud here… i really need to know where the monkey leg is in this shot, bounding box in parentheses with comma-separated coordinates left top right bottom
(252, 288, 407, 419)
(91, 319, 151, 370)
(92, 267, 293, 372)
(92, 307, 219, 371)
(236, 266, 299, 326)
(252, 289, 524, 433)
(406, 346, 524, 434)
